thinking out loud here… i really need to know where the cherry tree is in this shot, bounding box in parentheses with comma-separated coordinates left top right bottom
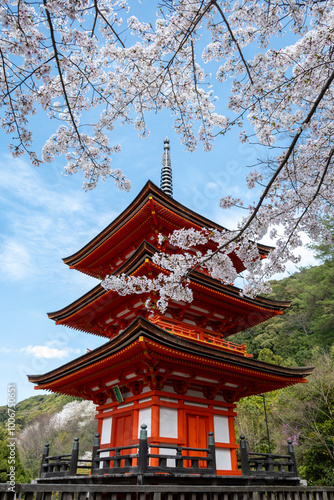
(1, 0, 334, 308)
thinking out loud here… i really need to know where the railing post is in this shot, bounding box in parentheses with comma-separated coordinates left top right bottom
(176, 446, 183, 471)
(287, 439, 298, 475)
(208, 431, 216, 473)
(267, 455, 274, 472)
(240, 435, 250, 475)
(114, 448, 121, 468)
(138, 424, 148, 475)
(69, 437, 79, 475)
(91, 433, 100, 474)
(40, 443, 49, 478)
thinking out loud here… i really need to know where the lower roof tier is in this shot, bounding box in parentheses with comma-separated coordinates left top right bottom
(28, 317, 314, 405)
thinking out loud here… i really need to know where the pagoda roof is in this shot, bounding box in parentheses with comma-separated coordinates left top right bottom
(28, 316, 314, 403)
(63, 181, 273, 278)
(48, 244, 290, 339)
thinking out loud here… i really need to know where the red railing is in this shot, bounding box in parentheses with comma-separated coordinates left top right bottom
(150, 317, 252, 357)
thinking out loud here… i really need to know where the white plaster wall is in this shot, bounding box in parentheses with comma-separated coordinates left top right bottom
(138, 407, 151, 437)
(214, 415, 230, 443)
(99, 451, 111, 469)
(159, 407, 178, 438)
(159, 447, 176, 467)
(187, 390, 205, 399)
(215, 448, 232, 470)
(100, 416, 112, 445)
(184, 401, 208, 408)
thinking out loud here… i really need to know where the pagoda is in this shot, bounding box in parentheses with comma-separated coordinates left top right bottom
(29, 139, 313, 478)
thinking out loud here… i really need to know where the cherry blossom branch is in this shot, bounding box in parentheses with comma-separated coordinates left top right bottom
(2, 57, 55, 99)
(283, 145, 334, 249)
(43, 0, 81, 141)
(212, 0, 254, 85)
(184, 66, 334, 278)
(163, 0, 215, 75)
(0, 48, 32, 155)
(92, 0, 126, 47)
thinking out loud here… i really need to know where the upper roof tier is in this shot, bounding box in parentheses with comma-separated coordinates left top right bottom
(63, 181, 273, 279)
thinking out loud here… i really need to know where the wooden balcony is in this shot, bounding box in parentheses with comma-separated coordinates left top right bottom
(150, 317, 252, 357)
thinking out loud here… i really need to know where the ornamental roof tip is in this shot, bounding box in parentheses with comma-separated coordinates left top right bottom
(161, 137, 173, 198)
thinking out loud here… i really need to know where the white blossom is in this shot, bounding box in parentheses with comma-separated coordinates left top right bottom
(2, 0, 334, 304)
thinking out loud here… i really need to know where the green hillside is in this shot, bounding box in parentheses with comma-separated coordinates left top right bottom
(0, 394, 78, 430)
(230, 249, 334, 365)
(230, 245, 334, 486)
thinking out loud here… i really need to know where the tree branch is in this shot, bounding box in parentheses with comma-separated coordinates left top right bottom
(212, 0, 254, 85)
(183, 66, 334, 278)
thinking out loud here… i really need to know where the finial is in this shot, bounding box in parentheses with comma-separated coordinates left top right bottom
(160, 137, 173, 197)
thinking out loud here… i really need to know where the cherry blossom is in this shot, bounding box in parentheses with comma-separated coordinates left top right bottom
(2, 0, 334, 307)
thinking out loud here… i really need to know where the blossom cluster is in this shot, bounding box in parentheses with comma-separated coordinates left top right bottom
(2, 0, 334, 304)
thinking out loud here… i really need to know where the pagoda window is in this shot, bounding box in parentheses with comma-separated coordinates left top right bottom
(214, 414, 230, 443)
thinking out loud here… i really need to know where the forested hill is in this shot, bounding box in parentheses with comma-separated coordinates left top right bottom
(0, 396, 97, 482)
(230, 253, 334, 366)
(231, 250, 334, 486)
(0, 394, 77, 430)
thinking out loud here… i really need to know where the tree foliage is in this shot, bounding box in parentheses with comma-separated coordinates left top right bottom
(236, 350, 334, 485)
(0, 394, 78, 430)
(231, 250, 334, 364)
(234, 241, 334, 485)
(0, 428, 31, 484)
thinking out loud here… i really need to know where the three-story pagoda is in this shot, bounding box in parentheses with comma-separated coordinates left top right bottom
(29, 139, 313, 477)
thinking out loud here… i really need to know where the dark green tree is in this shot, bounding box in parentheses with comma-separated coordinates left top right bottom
(0, 428, 30, 484)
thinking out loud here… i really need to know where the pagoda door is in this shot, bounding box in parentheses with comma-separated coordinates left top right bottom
(185, 414, 209, 468)
(113, 413, 133, 467)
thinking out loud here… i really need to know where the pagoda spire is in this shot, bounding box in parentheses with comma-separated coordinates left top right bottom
(160, 137, 173, 197)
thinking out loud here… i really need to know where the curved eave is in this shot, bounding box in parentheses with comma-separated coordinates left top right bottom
(63, 181, 273, 277)
(28, 317, 314, 396)
(119, 251, 290, 312)
(48, 254, 290, 336)
(47, 241, 156, 323)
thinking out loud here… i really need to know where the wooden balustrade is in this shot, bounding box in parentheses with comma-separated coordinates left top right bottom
(39, 430, 302, 483)
(40, 425, 216, 480)
(239, 435, 298, 476)
(40, 438, 91, 478)
(1, 483, 334, 500)
(150, 317, 251, 356)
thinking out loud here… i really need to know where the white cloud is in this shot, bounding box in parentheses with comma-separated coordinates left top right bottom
(0, 156, 117, 288)
(21, 344, 81, 359)
(0, 155, 84, 214)
(0, 240, 32, 280)
(0, 347, 12, 353)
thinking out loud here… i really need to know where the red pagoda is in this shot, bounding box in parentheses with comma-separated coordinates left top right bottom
(29, 139, 313, 479)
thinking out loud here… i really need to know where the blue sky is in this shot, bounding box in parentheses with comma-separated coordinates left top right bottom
(0, 105, 318, 406)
